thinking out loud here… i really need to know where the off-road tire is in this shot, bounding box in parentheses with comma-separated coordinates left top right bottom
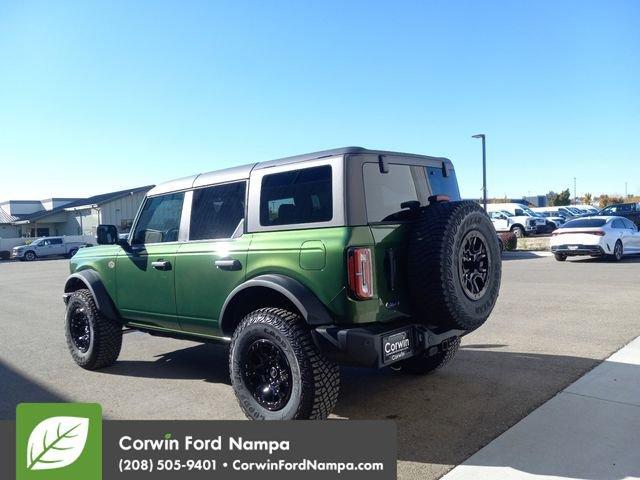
(24, 250, 36, 261)
(398, 337, 461, 374)
(408, 201, 502, 330)
(511, 225, 525, 238)
(554, 253, 567, 262)
(229, 308, 340, 420)
(65, 289, 122, 370)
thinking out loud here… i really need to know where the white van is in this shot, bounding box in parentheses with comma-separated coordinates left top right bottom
(486, 203, 546, 237)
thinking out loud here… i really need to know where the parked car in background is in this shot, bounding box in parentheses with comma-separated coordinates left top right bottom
(489, 210, 513, 232)
(572, 205, 599, 215)
(539, 206, 579, 220)
(530, 209, 566, 229)
(550, 216, 640, 262)
(11, 236, 88, 261)
(597, 203, 640, 227)
(487, 203, 545, 237)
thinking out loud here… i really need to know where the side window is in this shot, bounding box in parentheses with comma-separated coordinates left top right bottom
(50, 238, 63, 245)
(623, 218, 636, 230)
(618, 204, 632, 213)
(514, 209, 524, 216)
(132, 193, 185, 245)
(190, 182, 246, 240)
(42, 239, 51, 246)
(260, 165, 332, 226)
(612, 219, 624, 229)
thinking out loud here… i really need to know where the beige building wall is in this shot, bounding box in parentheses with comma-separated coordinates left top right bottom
(99, 191, 147, 232)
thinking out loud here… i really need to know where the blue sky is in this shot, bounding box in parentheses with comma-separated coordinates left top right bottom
(1, 0, 638, 200)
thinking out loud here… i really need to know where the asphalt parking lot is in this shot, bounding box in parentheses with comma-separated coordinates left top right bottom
(1, 254, 639, 479)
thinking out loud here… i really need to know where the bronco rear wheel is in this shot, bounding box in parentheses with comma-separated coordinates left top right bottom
(229, 308, 340, 420)
(407, 201, 502, 330)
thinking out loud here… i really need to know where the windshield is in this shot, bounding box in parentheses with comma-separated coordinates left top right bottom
(521, 207, 539, 217)
(568, 207, 583, 214)
(562, 218, 607, 228)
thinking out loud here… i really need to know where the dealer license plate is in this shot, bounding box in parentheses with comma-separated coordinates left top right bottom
(382, 329, 413, 364)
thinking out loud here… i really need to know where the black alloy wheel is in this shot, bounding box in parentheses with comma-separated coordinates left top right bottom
(458, 231, 490, 301)
(242, 339, 293, 411)
(69, 305, 92, 353)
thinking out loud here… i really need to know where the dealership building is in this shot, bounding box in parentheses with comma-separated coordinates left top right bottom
(0, 186, 152, 238)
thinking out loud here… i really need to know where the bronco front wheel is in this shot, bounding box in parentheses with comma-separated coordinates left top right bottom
(229, 308, 340, 420)
(65, 289, 122, 370)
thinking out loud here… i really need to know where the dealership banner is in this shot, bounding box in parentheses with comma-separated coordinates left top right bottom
(2, 404, 396, 479)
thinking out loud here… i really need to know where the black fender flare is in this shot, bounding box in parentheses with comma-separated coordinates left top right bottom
(219, 274, 333, 334)
(63, 270, 121, 323)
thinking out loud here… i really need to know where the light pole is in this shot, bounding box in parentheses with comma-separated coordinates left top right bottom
(472, 134, 487, 211)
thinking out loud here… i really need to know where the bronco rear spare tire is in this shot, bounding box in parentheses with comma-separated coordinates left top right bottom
(408, 201, 501, 330)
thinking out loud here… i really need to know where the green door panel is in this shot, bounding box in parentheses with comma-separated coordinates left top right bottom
(115, 243, 181, 328)
(174, 235, 252, 336)
(299, 240, 326, 270)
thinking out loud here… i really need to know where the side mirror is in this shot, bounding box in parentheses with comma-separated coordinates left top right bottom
(97, 224, 118, 245)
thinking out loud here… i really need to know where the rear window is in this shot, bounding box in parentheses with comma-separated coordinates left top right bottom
(260, 166, 332, 226)
(563, 219, 607, 228)
(426, 166, 461, 199)
(363, 163, 460, 223)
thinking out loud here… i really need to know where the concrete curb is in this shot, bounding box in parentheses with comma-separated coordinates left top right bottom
(441, 336, 640, 480)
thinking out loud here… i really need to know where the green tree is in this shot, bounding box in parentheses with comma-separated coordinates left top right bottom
(549, 188, 571, 206)
(557, 189, 572, 205)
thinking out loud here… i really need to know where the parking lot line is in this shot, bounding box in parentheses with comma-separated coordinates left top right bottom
(440, 336, 640, 480)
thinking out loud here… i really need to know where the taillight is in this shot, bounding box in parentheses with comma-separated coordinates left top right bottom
(347, 247, 374, 300)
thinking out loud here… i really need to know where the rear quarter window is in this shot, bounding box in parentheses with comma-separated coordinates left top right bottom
(563, 219, 607, 228)
(259, 165, 332, 226)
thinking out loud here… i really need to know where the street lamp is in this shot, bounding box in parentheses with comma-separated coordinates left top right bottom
(472, 134, 487, 211)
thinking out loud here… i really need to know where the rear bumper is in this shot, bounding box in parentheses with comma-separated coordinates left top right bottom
(551, 244, 605, 256)
(312, 322, 465, 368)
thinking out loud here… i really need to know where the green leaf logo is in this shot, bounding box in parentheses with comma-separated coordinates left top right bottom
(26, 416, 90, 471)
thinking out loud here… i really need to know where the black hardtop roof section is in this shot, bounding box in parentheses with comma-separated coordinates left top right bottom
(149, 147, 454, 196)
(254, 146, 452, 170)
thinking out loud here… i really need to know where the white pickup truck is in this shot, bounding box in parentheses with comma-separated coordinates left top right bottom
(11, 237, 89, 261)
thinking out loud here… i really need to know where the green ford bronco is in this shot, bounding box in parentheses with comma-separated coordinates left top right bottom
(63, 147, 501, 420)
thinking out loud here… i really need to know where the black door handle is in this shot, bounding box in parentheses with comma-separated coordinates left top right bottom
(151, 260, 171, 270)
(215, 259, 242, 271)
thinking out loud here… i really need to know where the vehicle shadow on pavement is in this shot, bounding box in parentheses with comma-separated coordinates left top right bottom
(0, 359, 68, 418)
(100, 343, 232, 385)
(334, 347, 614, 478)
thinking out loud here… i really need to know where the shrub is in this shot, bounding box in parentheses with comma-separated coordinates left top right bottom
(498, 232, 517, 251)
